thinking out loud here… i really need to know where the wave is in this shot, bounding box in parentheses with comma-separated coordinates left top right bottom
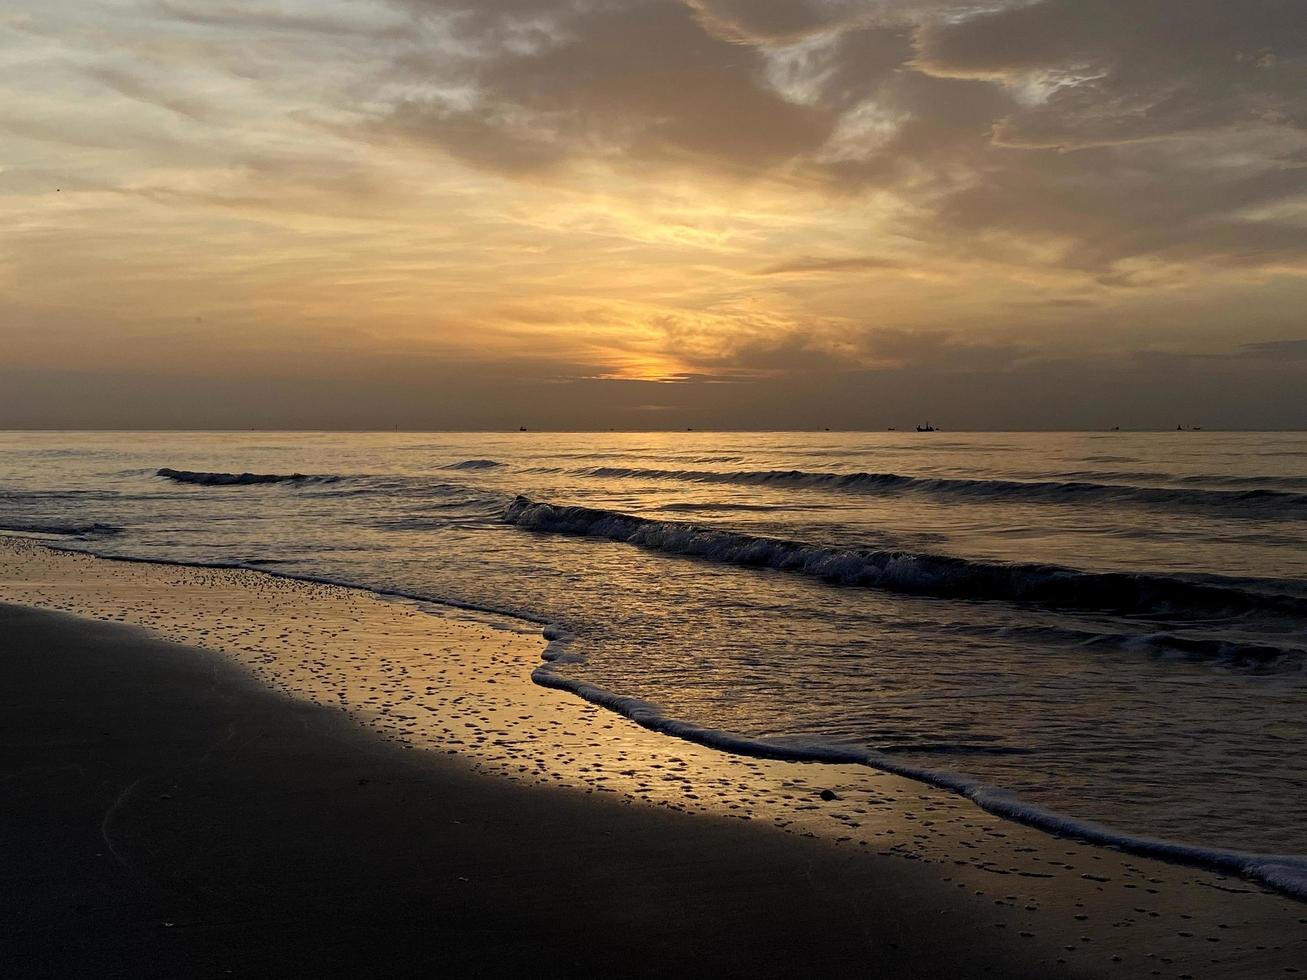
(654, 501, 791, 513)
(1177, 473, 1307, 490)
(989, 623, 1306, 671)
(503, 496, 1306, 620)
(1026, 469, 1307, 489)
(576, 466, 1307, 515)
(0, 520, 123, 538)
(442, 459, 505, 470)
(531, 632, 1307, 901)
(1, 488, 123, 502)
(156, 468, 341, 487)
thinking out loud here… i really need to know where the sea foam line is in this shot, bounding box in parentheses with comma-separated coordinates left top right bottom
(532, 631, 1307, 902)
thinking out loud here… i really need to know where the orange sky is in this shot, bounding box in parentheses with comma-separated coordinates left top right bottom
(2, 1, 1306, 427)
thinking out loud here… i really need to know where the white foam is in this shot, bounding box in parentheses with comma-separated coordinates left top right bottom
(532, 630, 1307, 902)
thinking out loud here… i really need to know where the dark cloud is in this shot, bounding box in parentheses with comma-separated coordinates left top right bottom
(374, 0, 1307, 275)
(917, 0, 1307, 148)
(383, 0, 835, 176)
(380, 101, 573, 176)
(655, 323, 1035, 379)
(854, 328, 1033, 373)
(930, 142, 1307, 271)
(701, 332, 855, 373)
(905, 0, 1307, 270)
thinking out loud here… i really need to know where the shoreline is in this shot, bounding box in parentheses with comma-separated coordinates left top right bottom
(3, 537, 1306, 975)
(1, 603, 1059, 978)
(23, 534, 1307, 901)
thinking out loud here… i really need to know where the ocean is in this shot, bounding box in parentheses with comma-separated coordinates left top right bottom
(2, 430, 1305, 885)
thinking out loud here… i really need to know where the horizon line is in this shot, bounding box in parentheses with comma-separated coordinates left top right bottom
(3, 428, 1305, 435)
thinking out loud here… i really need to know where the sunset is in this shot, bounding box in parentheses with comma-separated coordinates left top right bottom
(3, 3, 1307, 978)
(4, 0, 1307, 428)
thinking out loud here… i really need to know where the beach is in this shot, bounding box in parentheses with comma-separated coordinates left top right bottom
(7, 0, 1306, 966)
(3, 537, 1305, 977)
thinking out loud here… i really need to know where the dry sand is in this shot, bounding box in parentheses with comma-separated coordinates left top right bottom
(2, 537, 1305, 977)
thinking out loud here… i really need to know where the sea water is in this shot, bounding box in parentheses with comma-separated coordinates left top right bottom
(2, 430, 1305, 877)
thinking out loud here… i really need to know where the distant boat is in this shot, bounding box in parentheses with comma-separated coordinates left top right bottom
(916, 423, 937, 432)
(518, 426, 527, 432)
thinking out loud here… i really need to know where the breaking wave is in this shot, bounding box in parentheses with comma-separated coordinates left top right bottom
(530, 631, 1307, 901)
(503, 496, 1306, 620)
(579, 466, 1307, 515)
(0, 520, 123, 538)
(157, 468, 342, 486)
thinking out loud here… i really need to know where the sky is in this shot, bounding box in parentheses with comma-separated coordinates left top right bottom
(1, 0, 1306, 429)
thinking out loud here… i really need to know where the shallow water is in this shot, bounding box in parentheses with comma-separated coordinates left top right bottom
(2, 430, 1305, 860)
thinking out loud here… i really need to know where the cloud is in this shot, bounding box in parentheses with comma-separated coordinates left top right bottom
(372, 0, 1307, 277)
(898, 0, 1307, 270)
(86, 66, 222, 123)
(927, 136, 1307, 272)
(684, 0, 864, 44)
(699, 331, 855, 373)
(380, 0, 837, 177)
(152, 0, 410, 38)
(853, 328, 1034, 373)
(687, 0, 1034, 44)
(6, 0, 1307, 428)
(378, 100, 574, 176)
(756, 255, 902, 275)
(916, 0, 1307, 149)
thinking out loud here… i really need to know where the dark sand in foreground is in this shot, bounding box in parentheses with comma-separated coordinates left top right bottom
(1, 603, 1079, 979)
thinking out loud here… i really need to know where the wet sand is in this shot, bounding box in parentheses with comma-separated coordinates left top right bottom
(2, 537, 1305, 977)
